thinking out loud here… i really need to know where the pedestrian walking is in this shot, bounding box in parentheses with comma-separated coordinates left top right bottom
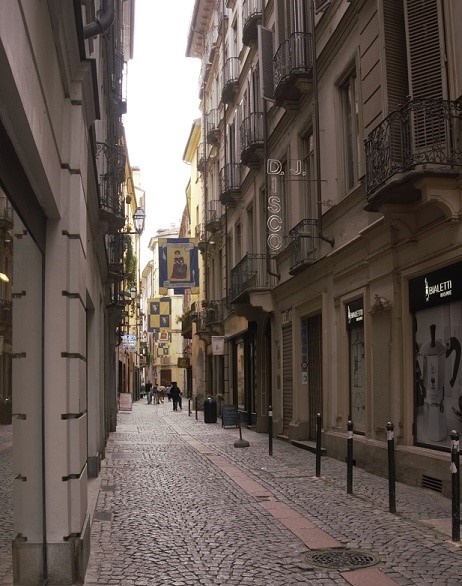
(165, 384, 172, 402)
(145, 380, 153, 404)
(170, 382, 181, 411)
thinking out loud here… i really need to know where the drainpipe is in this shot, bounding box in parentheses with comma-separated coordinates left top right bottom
(84, 0, 115, 39)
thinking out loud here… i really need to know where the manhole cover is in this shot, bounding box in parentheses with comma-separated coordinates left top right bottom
(304, 548, 381, 571)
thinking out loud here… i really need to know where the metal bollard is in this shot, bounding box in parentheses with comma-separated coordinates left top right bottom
(347, 420, 353, 494)
(387, 422, 396, 513)
(316, 413, 322, 477)
(450, 430, 460, 542)
(195, 396, 198, 420)
(268, 405, 273, 456)
(188, 398, 191, 417)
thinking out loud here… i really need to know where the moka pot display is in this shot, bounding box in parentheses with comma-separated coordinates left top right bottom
(420, 324, 447, 442)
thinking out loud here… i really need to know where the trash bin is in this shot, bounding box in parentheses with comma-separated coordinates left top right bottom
(204, 397, 217, 424)
(0, 397, 12, 425)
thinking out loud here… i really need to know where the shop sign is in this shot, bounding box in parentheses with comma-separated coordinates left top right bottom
(409, 261, 462, 311)
(212, 336, 225, 355)
(122, 334, 136, 350)
(346, 299, 364, 329)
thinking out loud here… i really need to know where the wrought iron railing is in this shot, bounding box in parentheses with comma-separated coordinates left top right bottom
(197, 142, 206, 173)
(242, 0, 263, 45)
(365, 98, 462, 198)
(204, 299, 225, 325)
(220, 163, 241, 203)
(243, 0, 263, 23)
(206, 109, 221, 144)
(288, 219, 318, 269)
(206, 199, 222, 229)
(240, 112, 264, 152)
(230, 254, 278, 302)
(222, 57, 240, 102)
(274, 32, 313, 89)
(0, 193, 13, 227)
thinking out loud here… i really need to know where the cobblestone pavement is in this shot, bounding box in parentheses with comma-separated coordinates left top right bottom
(84, 401, 462, 586)
(1, 402, 462, 585)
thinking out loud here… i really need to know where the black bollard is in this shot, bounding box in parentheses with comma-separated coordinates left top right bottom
(316, 413, 322, 477)
(450, 430, 460, 542)
(347, 420, 353, 494)
(387, 422, 396, 514)
(188, 398, 191, 417)
(195, 396, 198, 420)
(269, 405, 273, 456)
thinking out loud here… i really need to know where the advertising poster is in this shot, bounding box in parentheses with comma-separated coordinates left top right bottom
(411, 263, 462, 449)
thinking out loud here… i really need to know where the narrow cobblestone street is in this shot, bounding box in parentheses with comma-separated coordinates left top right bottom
(84, 401, 461, 586)
(1, 401, 462, 585)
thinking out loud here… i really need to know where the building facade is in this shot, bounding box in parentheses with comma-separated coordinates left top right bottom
(0, 1, 136, 583)
(143, 227, 187, 392)
(186, 0, 462, 496)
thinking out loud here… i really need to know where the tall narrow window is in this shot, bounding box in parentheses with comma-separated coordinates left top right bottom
(247, 206, 254, 253)
(235, 222, 242, 262)
(341, 69, 360, 192)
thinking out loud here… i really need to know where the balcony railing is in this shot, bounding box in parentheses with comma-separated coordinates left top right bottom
(288, 219, 318, 274)
(0, 193, 13, 229)
(206, 109, 221, 145)
(206, 199, 222, 232)
(203, 299, 225, 325)
(197, 142, 206, 173)
(97, 141, 126, 232)
(240, 112, 264, 167)
(273, 33, 313, 107)
(220, 163, 241, 205)
(365, 98, 462, 204)
(230, 254, 278, 303)
(221, 57, 240, 104)
(242, 0, 263, 46)
(181, 312, 193, 339)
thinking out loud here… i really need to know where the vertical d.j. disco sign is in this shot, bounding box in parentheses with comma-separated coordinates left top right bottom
(266, 159, 307, 251)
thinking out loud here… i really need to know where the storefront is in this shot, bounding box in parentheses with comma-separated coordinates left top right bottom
(410, 261, 462, 451)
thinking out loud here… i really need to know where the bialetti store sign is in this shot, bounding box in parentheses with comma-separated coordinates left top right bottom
(346, 298, 364, 329)
(409, 261, 462, 311)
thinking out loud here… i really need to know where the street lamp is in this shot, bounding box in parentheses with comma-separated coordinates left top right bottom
(132, 206, 146, 235)
(130, 286, 137, 300)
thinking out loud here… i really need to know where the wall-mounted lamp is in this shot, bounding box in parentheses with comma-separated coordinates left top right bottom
(130, 286, 137, 299)
(133, 207, 146, 235)
(0, 273, 9, 283)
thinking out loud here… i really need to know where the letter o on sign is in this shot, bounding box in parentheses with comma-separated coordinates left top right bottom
(267, 233, 283, 250)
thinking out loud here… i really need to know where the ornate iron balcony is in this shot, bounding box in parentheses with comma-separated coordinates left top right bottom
(365, 98, 462, 207)
(203, 299, 225, 325)
(221, 57, 240, 104)
(273, 33, 313, 107)
(288, 219, 318, 274)
(230, 253, 278, 303)
(219, 163, 241, 206)
(197, 143, 206, 174)
(240, 112, 264, 167)
(242, 0, 263, 46)
(206, 109, 221, 145)
(206, 199, 222, 232)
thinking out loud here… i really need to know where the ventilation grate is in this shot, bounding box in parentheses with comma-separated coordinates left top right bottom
(422, 475, 443, 493)
(303, 548, 381, 571)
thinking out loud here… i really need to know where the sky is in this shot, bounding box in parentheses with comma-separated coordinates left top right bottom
(123, 0, 201, 266)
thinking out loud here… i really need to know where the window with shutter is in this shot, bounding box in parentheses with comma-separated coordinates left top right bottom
(405, 0, 443, 100)
(258, 25, 274, 101)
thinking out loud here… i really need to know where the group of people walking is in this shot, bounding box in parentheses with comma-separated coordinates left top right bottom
(145, 381, 182, 411)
